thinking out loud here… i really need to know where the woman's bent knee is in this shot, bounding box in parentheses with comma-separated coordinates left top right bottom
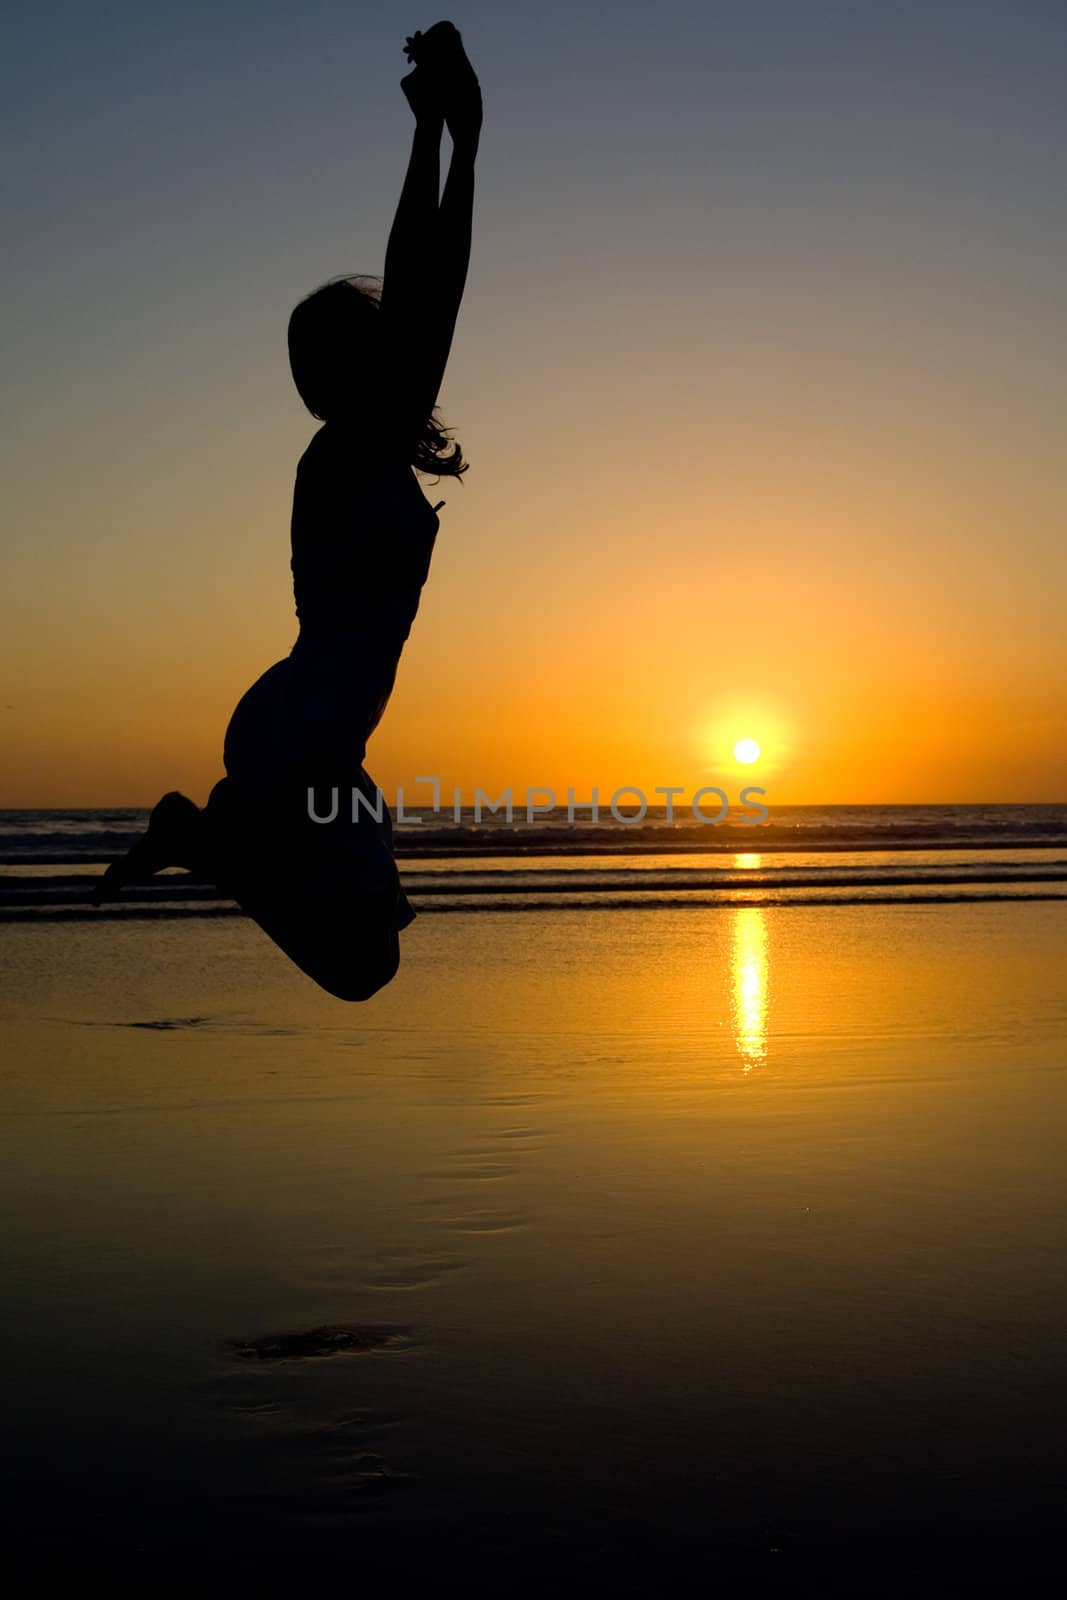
(322, 934, 400, 1003)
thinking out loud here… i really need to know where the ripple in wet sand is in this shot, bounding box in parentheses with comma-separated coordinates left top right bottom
(443, 1212, 527, 1234)
(424, 1163, 516, 1181)
(361, 1254, 470, 1290)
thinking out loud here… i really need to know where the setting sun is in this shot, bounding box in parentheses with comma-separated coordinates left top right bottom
(695, 706, 792, 790)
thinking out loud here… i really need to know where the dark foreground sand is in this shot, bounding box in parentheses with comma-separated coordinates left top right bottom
(2, 902, 1066, 1580)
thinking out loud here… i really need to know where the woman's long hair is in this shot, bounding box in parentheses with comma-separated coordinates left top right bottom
(287, 275, 467, 480)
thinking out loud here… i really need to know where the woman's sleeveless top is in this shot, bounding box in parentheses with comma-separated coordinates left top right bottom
(291, 423, 441, 640)
(289, 423, 442, 739)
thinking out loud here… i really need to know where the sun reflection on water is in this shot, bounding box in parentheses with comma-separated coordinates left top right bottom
(731, 906, 769, 1071)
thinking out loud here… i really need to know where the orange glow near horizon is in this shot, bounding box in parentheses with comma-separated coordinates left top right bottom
(4, 509, 1066, 809)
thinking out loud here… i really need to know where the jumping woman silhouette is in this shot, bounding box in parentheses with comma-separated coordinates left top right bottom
(94, 21, 482, 1002)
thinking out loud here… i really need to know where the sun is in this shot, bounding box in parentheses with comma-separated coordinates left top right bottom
(695, 704, 790, 779)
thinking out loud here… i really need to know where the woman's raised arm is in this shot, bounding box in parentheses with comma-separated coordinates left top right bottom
(379, 25, 480, 449)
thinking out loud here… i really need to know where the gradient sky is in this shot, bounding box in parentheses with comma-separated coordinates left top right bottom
(3, 0, 1066, 806)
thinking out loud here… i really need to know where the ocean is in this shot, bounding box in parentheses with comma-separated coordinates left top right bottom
(3, 802, 1066, 917)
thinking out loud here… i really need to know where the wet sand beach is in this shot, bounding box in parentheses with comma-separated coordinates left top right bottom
(2, 898, 1066, 1579)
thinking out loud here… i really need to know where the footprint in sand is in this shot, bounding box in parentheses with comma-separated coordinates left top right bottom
(222, 1323, 412, 1361)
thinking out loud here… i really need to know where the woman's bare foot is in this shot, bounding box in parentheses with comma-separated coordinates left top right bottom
(92, 791, 205, 905)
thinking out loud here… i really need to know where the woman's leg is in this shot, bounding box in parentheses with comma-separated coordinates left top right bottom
(232, 862, 403, 1002)
(315, 928, 400, 1003)
(204, 774, 407, 1001)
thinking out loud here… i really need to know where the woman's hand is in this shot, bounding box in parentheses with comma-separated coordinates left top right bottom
(402, 21, 481, 145)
